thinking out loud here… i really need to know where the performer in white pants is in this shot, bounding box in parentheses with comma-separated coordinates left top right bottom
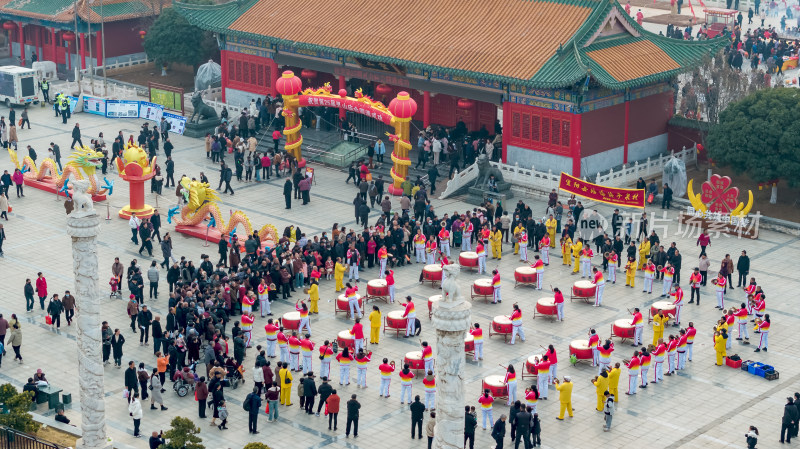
(264, 320, 279, 357)
(414, 232, 426, 263)
(643, 261, 656, 293)
(518, 231, 529, 262)
(714, 273, 727, 308)
(540, 234, 550, 265)
(258, 281, 270, 318)
(509, 305, 525, 344)
(378, 358, 395, 397)
(546, 345, 558, 384)
(532, 256, 544, 290)
(660, 264, 674, 297)
(347, 247, 360, 281)
(625, 354, 640, 395)
(554, 288, 565, 321)
(632, 308, 644, 346)
(671, 285, 684, 326)
(592, 267, 606, 307)
(402, 296, 416, 337)
(278, 332, 289, 364)
(754, 314, 770, 352)
(580, 248, 593, 278)
(734, 304, 750, 340)
(477, 241, 487, 275)
(423, 372, 436, 410)
(319, 341, 333, 379)
(608, 252, 618, 283)
(438, 227, 451, 257)
(504, 366, 518, 405)
(462, 222, 473, 251)
(426, 239, 437, 265)
(639, 350, 650, 388)
(470, 324, 484, 361)
(377, 246, 388, 279)
(651, 340, 666, 383)
(535, 357, 550, 399)
(686, 323, 696, 361)
(588, 330, 600, 367)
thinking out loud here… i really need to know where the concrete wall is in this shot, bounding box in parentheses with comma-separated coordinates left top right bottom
(507, 144, 571, 174)
(628, 133, 668, 162)
(581, 133, 667, 175)
(224, 87, 259, 109)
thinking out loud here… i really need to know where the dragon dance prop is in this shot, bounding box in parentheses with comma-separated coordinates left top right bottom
(275, 71, 417, 194)
(8, 146, 108, 201)
(173, 177, 279, 249)
(115, 143, 156, 219)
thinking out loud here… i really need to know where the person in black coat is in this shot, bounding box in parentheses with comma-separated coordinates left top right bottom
(410, 395, 426, 439)
(346, 394, 360, 438)
(464, 406, 477, 449)
(124, 361, 139, 399)
(245, 387, 262, 434)
(515, 406, 532, 449)
(283, 178, 292, 209)
(736, 250, 750, 287)
(137, 306, 153, 344)
(491, 414, 507, 449)
(303, 373, 318, 414)
(150, 212, 162, 243)
(782, 397, 799, 443)
(661, 183, 673, 209)
(111, 329, 126, 367)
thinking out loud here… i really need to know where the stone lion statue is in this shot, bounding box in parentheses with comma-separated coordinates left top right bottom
(189, 89, 219, 124)
(473, 153, 505, 188)
(441, 264, 462, 302)
(70, 179, 94, 214)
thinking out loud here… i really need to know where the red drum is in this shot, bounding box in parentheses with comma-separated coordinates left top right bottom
(514, 266, 537, 286)
(337, 330, 355, 351)
(464, 334, 475, 354)
(569, 339, 592, 360)
(472, 279, 494, 299)
(534, 297, 557, 319)
(428, 295, 441, 320)
(384, 310, 408, 336)
(611, 319, 635, 341)
(490, 316, 513, 341)
(459, 251, 478, 268)
(523, 354, 544, 379)
(404, 351, 425, 371)
(335, 293, 363, 315)
(482, 375, 508, 399)
(422, 264, 443, 285)
(367, 279, 388, 298)
(651, 301, 677, 318)
(572, 280, 596, 298)
(282, 311, 301, 330)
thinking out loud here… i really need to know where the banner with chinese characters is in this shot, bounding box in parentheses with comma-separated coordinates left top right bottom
(558, 172, 645, 208)
(298, 95, 394, 125)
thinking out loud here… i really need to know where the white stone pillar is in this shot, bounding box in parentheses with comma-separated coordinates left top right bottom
(433, 265, 472, 449)
(66, 185, 108, 449)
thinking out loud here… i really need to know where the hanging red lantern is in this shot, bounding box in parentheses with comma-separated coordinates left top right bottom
(457, 98, 476, 109)
(300, 69, 317, 80)
(61, 30, 76, 42)
(375, 84, 393, 97)
(2, 22, 16, 31)
(139, 30, 147, 39)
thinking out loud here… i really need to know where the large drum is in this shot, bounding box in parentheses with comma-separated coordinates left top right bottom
(651, 301, 677, 319)
(337, 330, 356, 351)
(534, 297, 557, 319)
(459, 251, 479, 269)
(514, 266, 537, 287)
(490, 315, 513, 341)
(465, 334, 475, 355)
(366, 279, 388, 300)
(422, 264, 443, 286)
(336, 293, 363, 315)
(572, 280, 597, 298)
(428, 295, 441, 320)
(523, 354, 544, 380)
(282, 311, 301, 330)
(611, 319, 635, 341)
(472, 279, 494, 300)
(384, 310, 408, 336)
(404, 351, 425, 371)
(569, 339, 593, 360)
(482, 375, 508, 399)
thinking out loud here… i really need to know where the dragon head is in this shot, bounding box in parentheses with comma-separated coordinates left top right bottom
(180, 176, 219, 212)
(67, 146, 104, 176)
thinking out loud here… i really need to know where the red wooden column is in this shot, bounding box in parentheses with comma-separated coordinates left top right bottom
(623, 100, 630, 164)
(571, 112, 583, 176)
(338, 75, 346, 120)
(51, 28, 57, 64)
(35, 27, 41, 62)
(423, 90, 431, 128)
(79, 32, 86, 70)
(8, 24, 13, 58)
(18, 25, 25, 65)
(95, 29, 103, 66)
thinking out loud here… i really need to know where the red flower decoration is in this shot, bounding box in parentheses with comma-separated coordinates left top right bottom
(701, 174, 739, 213)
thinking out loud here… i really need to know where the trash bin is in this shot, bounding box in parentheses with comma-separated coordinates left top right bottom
(62, 393, 72, 405)
(48, 393, 60, 410)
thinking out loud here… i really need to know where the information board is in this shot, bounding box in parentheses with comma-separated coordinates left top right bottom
(83, 95, 107, 116)
(148, 82, 184, 114)
(139, 101, 164, 122)
(106, 100, 140, 118)
(162, 112, 187, 136)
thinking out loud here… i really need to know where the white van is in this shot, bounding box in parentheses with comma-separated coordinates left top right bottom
(0, 66, 39, 107)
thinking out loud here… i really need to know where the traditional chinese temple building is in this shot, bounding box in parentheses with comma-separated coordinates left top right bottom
(0, 0, 168, 71)
(176, 0, 724, 176)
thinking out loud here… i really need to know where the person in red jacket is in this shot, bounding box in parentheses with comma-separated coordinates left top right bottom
(35, 272, 47, 310)
(350, 318, 365, 354)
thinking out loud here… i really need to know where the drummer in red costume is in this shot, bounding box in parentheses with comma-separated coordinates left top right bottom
(539, 234, 550, 265)
(491, 269, 501, 304)
(533, 356, 550, 400)
(422, 371, 436, 410)
(525, 386, 540, 415)
(477, 390, 494, 430)
(686, 322, 696, 361)
(462, 221, 474, 251)
(421, 341, 434, 374)
(546, 344, 558, 384)
(277, 327, 289, 364)
(345, 283, 361, 319)
(300, 334, 315, 374)
(296, 299, 311, 335)
(588, 329, 600, 367)
(591, 267, 606, 307)
(426, 237, 437, 265)
(470, 324, 484, 361)
(670, 285, 685, 326)
(288, 332, 302, 371)
(677, 329, 688, 370)
(504, 365, 518, 405)
(241, 312, 255, 348)
(319, 340, 334, 379)
(607, 251, 618, 284)
(659, 263, 675, 297)
(518, 231, 529, 262)
(402, 296, 417, 337)
(264, 319, 279, 358)
(531, 255, 544, 290)
(414, 230, 426, 263)
(350, 318, 365, 353)
(651, 338, 665, 383)
(597, 339, 614, 375)
(734, 303, 750, 342)
(553, 288, 565, 322)
(385, 269, 395, 303)
(643, 260, 656, 294)
(509, 304, 525, 345)
(378, 358, 395, 397)
(438, 226, 451, 257)
(631, 308, 644, 346)
(624, 351, 641, 395)
(476, 240, 487, 275)
(377, 245, 389, 279)
(580, 247, 594, 278)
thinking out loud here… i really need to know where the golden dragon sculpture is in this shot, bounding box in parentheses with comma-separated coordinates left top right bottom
(8, 146, 108, 195)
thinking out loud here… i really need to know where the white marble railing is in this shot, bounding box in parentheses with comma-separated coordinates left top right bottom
(439, 163, 479, 199)
(594, 145, 697, 188)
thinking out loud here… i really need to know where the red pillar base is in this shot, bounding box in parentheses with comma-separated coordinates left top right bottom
(118, 204, 154, 220)
(387, 185, 404, 196)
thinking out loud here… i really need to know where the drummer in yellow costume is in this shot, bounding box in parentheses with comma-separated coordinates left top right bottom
(561, 236, 572, 266)
(625, 257, 636, 288)
(490, 226, 503, 260)
(555, 376, 573, 419)
(608, 363, 620, 402)
(593, 371, 609, 411)
(334, 258, 347, 292)
(368, 305, 382, 344)
(308, 280, 320, 314)
(637, 239, 651, 269)
(713, 330, 727, 366)
(545, 216, 557, 248)
(570, 239, 583, 274)
(513, 223, 526, 255)
(651, 310, 670, 345)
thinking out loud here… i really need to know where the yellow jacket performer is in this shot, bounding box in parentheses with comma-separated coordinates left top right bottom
(608, 364, 621, 402)
(561, 236, 572, 266)
(334, 258, 347, 292)
(571, 239, 583, 274)
(490, 227, 502, 260)
(555, 376, 573, 419)
(545, 217, 557, 248)
(625, 257, 636, 288)
(638, 240, 651, 270)
(593, 371, 609, 411)
(368, 305, 382, 344)
(308, 281, 319, 314)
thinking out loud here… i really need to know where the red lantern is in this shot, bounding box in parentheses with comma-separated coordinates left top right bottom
(457, 98, 476, 109)
(139, 30, 146, 39)
(2, 22, 15, 31)
(375, 84, 393, 97)
(300, 69, 317, 80)
(61, 31, 76, 42)
(275, 70, 302, 96)
(388, 92, 418, 119)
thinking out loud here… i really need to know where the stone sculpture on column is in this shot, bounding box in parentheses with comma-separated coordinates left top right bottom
(433, 264, 472, 449)
(66, 179, 109, 449)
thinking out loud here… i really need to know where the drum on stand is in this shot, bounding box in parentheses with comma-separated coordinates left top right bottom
(571, 280, 596, 303)
(335, 293, 363, 316)
(569, 339, 592, 361)
(489, 315, 513, 342)
(534, 297, 557, 319)
(464, 334, 475, 356)
(404, 351, 425, 373)
(422, 264, 443, 287)
(337, 330, 356, 351)
(366, 279, 389, 302)
(514, 266, 537, 288)
(649, 301, 677, 323)
(384, 310, 409, 337)
(459, 251, 479, 270)
(482, 375, 508, 399)
(281, 311, 301, 330)
(523, 354, 544, 380)
(428, 295, 441, 320)
(471, 279, 494, 301)
(611, 319, 635, 342)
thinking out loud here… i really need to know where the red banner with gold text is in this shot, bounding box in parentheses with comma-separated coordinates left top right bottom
(558, 172, 645, 208)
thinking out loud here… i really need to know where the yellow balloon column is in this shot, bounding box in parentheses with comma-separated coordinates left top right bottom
(275, 71, 307, 167)
(387, 92, 417, 195)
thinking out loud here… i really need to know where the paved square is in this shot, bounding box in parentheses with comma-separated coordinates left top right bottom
(0, 104, 797, 449)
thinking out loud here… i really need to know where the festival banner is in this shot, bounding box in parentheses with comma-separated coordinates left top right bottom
(298, 95, 394, 125)
(558, 172, 645, 208)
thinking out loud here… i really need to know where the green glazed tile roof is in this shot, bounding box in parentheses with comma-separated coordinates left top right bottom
(0, 0, 168, 24)
(90, 1, 151, 18)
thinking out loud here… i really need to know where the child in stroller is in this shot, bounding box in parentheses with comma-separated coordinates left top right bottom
(109, 276, 121, 299)
(224, 357, 245, 389)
